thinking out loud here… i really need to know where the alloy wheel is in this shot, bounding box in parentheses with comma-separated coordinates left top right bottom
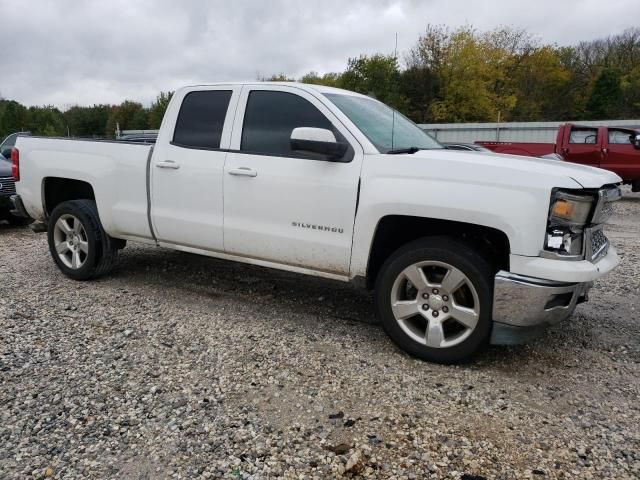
(390, 261, 480, 348)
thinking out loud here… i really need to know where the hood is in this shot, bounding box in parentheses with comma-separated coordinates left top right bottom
(0, 154, 11, 177)
(408, 149, 622, 189)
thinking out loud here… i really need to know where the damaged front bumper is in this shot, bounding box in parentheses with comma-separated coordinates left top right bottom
(490, 271, 592, 345)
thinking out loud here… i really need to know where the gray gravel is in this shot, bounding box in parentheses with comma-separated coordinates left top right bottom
(1, 188, 639, 479)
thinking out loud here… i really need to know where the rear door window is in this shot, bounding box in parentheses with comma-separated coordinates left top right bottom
(173, 90, 232, 149)
(569, 128, 598, 144)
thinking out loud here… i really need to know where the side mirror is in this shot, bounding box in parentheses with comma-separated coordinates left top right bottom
(290, 127, 348, 161)
(634, 134, 640, 149)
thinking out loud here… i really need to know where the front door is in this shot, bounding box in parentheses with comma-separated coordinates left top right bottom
(151, 86, 240, 251)
(603, 128, 639, 182)
(223, 86, 362, 275)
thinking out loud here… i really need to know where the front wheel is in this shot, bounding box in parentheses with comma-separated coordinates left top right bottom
(374, 237, 494, 364)
(47, 200, 118, 280)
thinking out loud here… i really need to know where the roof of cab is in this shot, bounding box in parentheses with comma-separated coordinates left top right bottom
(182, 81, 365, 97)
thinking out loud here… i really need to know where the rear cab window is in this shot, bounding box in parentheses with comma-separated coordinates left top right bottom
(172, 90, 233, 149)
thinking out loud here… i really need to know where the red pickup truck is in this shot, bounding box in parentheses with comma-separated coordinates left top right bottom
(479, 124, 640, 191)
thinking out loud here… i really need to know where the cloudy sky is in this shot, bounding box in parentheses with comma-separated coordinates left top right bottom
(1, 0, 637, 108)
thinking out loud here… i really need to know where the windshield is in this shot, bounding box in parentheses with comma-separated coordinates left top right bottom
(324, 93, 442, 153)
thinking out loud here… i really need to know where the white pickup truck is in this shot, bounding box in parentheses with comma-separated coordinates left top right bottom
(11, 82, 622, 363)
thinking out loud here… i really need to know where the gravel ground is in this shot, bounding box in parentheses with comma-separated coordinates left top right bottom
(1, 188, 639, 480)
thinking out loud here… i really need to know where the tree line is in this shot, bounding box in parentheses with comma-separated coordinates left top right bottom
(1, 25, 639, 141)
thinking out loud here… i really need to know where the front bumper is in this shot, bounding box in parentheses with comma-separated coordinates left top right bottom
(490, 271, 592, 345)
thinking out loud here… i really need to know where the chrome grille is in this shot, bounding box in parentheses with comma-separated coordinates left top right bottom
(586, 186, 620, 262)
(590, 229, 608, 261)
(0, 177, 16, 196)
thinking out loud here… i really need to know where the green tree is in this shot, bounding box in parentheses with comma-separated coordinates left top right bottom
(299, 71, 342, 87)
(585, 68, 624, 119)
(621, 66, 640, 117)
(259, 73, 295, 81)
(26, 106, 66, 136)
(64, 105, 111, 138)
(339, 54, 407, 111)
(0, 100, 29, 138)
(148, 91, 173, 129)
(398, 65, 439, 123)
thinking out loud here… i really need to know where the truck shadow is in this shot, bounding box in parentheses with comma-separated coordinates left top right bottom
(113, 245, 377, 324)
(0, 222, 29, 232)
(108, 244, 595, 371)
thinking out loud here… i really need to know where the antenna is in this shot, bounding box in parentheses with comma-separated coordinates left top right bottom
(391, 32, 398, 150)
(394, 32, 398, 59)
(391, 109, 395, 150)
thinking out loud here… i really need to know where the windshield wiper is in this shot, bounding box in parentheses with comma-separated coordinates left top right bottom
(387, 147, 420, 154)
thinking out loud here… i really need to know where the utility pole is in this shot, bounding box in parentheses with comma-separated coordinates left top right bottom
(394, 32, 398, 59)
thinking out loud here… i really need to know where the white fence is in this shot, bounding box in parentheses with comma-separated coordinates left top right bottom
(418, 120, 640, 143)
(118, 122, 640, 144)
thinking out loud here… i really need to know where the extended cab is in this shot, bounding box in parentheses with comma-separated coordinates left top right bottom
(11, 83, 623, 363)
(479, 123, 640, 191)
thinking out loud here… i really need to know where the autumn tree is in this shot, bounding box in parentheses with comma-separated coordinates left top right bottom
(105, 101, 147, 138)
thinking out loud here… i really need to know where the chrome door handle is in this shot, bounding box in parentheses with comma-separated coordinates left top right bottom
(155, 161, 180, 169)
(228, 167, 257, 177)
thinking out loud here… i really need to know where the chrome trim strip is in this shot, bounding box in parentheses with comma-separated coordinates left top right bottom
(591, 186, 622, 225)
(145, 146, 157, 242)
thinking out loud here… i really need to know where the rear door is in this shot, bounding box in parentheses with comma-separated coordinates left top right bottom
(560, 125, 603, 168)
(602, 128, 639, 182)
(222, 85, 363, 275)
(151, 86, 240, 251)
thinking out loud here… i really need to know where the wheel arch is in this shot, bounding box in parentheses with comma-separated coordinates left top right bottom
(364, 215, 510, 289)
(42, 177, 96, 218)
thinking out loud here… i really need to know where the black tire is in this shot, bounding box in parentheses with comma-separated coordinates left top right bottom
(374, 236, 494, 364)
(47, 200, 118, 280)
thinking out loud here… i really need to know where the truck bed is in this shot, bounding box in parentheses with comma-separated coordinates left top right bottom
(15, 136, 155, 241)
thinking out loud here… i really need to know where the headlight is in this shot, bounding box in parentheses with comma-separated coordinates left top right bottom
(549, 191, 594, 226)
(544, 189, 595, 258)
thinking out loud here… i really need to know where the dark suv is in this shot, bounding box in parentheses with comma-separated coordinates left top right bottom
(0, 136, 32, 226)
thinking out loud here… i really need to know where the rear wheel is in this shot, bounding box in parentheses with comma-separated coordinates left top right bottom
(374, 237, 494, 364)
(47, 200, 118, 280)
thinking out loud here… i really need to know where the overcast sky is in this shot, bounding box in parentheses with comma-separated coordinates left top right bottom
(1, 0, 637, 109)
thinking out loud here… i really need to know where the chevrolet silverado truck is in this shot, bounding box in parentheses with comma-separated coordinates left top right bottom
(11, 83, 623, 363)
(479, 123, 640, 191)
